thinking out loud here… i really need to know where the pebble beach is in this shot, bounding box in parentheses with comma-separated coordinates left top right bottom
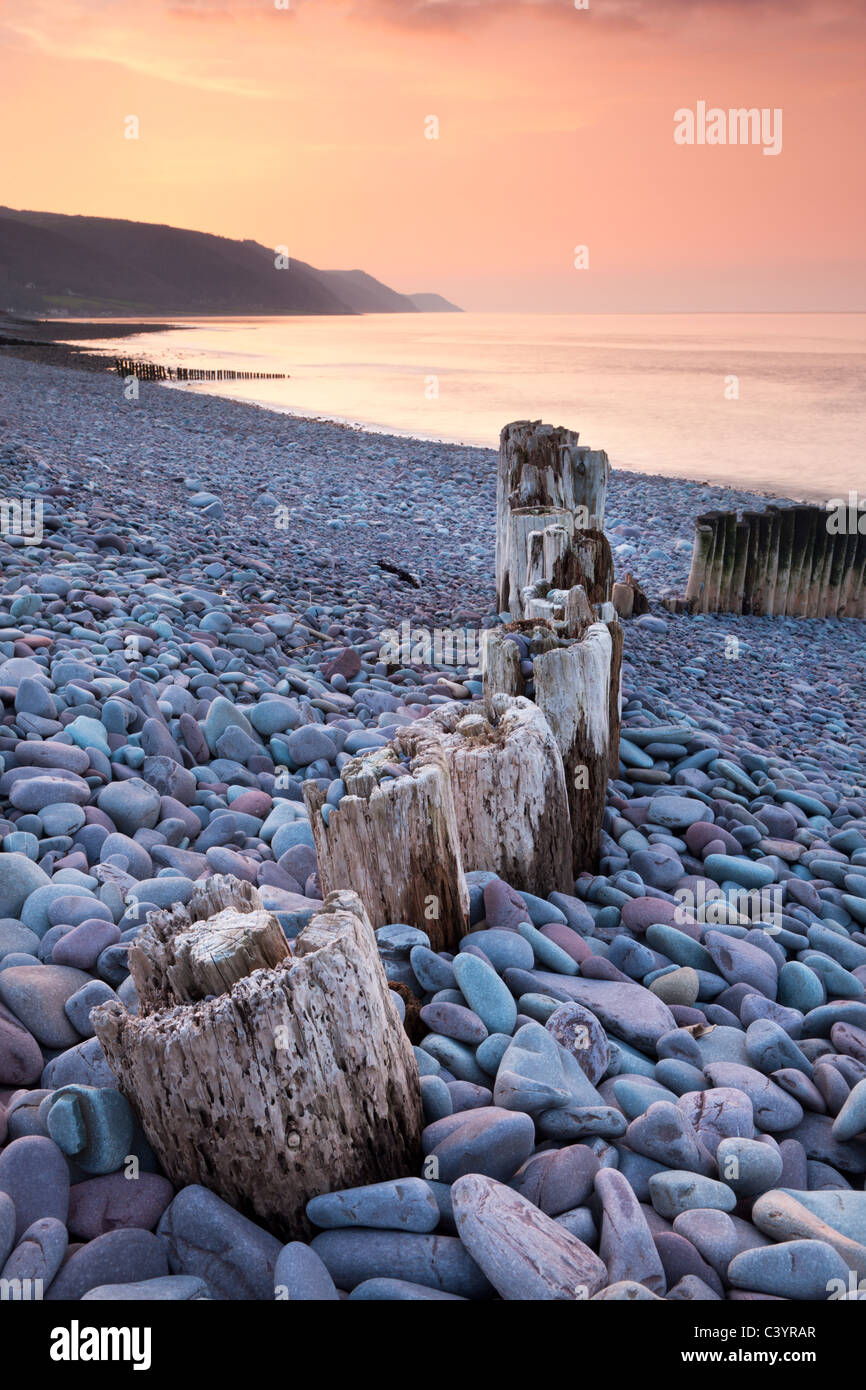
(0, 350, 865, 1303)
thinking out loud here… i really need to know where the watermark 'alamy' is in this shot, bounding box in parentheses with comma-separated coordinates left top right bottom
(825, 492, 866, 534)
(675, 880, 783, 933)
(674, 102, 782, 156)
(1, 1277, 43, 1300)
(379, 621, 481, 668)
(50, 1321, 152, 1371)
(0, 497, 43, 544)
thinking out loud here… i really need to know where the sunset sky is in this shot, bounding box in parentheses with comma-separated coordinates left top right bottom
(1, 0, 864, 310)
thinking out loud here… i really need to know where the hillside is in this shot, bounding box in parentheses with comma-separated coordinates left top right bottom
(0, 208, 455, 317)
(408, 293, 463, 313)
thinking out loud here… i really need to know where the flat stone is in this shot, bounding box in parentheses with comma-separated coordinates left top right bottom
(419, 1002, 488, 1046)
(1, 1216, 67, 1288)
(750, 1190, 866, 1277)
(82, 1275, 211, 1301)
(494, 1021, 603, 1118)
(311, 1228, 492, 1298)
(592, 1279, 662, 1300)
(158, 1185, 282, 1300)
(717, 1137, 784, 1196)
(594, 1166, 666, 1294)
(648, 797, 709, 830)
(509, 1145, 599, 1216)
(451, 1173, 607, 1300)
(68, 1173, 175, 1239)
(0, 853, 50, 919)
(306, 1178, 439, 1233)
(0, 1136, 70, 1241)
(728, 1238, 850, 1300)
(625, 1102, 715, 1175)
(45, 1084, 134, 1175)
(704, 931, 778, 999)
(503, 969, 676, 1052)
(422, 1106, 535, 1184)
(452, 952, 517, 1035)
(45, 1228, 170, 1301)
(97, 779, 162, 836)
(348, 1277, 465, 1301)
(0, 1000, 43, 1085)
(672, 1209, 738, 1277)
(703, 1063, 804, 1133)
(778, 1111, 866, 1174)
(648, 1171, 737, 1219)
(768, 1188, 866, 1245)
(832, 1079, 866, 1141)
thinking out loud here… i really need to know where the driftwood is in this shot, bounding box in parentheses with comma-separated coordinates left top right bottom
(684, 503, 866, 617)
(496, 421, 610, 613)
(406, 696, 572, 896)
(92, 878, 422, 1240)
(304, 739, 470, 952)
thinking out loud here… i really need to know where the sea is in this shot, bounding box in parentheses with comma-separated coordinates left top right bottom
(71, 312, 866, 501)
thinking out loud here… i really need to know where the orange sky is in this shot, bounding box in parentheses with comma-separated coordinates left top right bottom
(1, 0, 864, 310)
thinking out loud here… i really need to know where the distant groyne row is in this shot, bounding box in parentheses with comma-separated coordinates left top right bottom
(113, 358, 289, 382)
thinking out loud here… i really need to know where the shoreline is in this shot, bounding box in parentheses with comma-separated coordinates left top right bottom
(0, 350, 863, 776)
(1, 311, 855, 506)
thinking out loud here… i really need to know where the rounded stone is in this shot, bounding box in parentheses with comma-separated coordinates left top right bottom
(0, 1136, 70, 1241)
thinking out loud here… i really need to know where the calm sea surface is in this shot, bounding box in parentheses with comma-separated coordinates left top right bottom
(72, 313, 866, 500)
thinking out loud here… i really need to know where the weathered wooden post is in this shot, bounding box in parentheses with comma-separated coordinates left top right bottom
(481, 628, 526, 698)
(715, 511, 739, 612)
(599, 602, 624, 779)
(549, 529, 614, 608)
(728, 520, 751, 615)
(503, 506, 574, 616)
(685, 518, 715, 613)
(496, 421, 610, 614)
(92, 879, 423, 1240)
(771, 508, 795, 616)
(533, 622, 613, 875)
(304, 740, 470, 951)
(845, 524, 866, 617)
(405, 696, 572, 897)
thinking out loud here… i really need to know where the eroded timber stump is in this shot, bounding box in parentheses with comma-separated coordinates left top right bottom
(92, 878, 423, 1241)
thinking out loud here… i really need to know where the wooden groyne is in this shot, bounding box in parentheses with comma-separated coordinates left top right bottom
(92, 418, 623, 1232)
(680, 502, 866, 618)
(308, 420, 621, 899)
(114, 358, 288, 382)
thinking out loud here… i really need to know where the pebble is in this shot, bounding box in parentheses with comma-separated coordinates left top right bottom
(728, 1238, 850, 1300)
(422, 1107, 535, 1184)
(45, 1228, 170, 1300)
(82, 1275, 211, 1301)
(648, 1171, 738, 1219)
(67, 1172, 174, 1239)
(451, 1173, 607, 1300)
(595, 1167, 666, 1294)
(158, 1185, 282, 1300)
(306, 1179, 439, 1233)
(311, 1229, 492, 1298)
(0, 1135, 70, 1240)
(274, 1242, 340, 1301)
